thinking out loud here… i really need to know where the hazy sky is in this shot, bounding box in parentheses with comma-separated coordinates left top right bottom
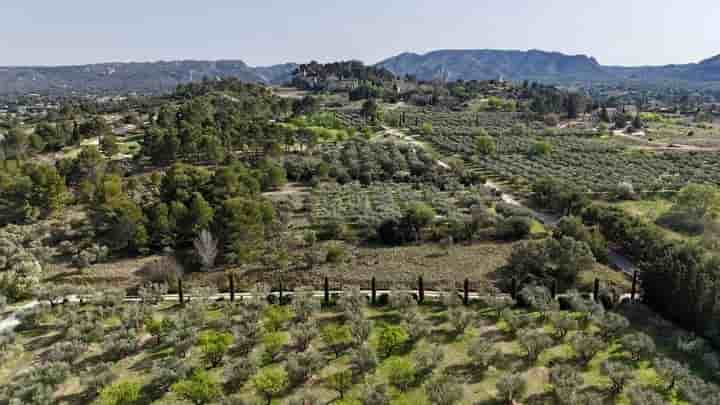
(2, 0, 719, 67)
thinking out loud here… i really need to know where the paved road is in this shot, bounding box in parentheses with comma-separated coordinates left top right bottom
(0, 290, 502, 334)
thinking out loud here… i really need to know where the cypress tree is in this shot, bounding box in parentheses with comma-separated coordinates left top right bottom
(418, 276, 424, 303)
(324, 276, 330, 305)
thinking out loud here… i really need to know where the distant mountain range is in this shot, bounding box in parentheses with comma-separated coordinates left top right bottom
(376, 49, 720, 85)
(0, 60, 297, 96)
(2, 49, 720, 96)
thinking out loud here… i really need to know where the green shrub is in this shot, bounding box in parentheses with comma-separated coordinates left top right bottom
(198, 330, 234, 367)
(376, 324, 410, 358)
(253, 366, 289, 405)
(99, 381, 142, 405)
(385, 357, 417, 391)
(171, 370, 222, 405)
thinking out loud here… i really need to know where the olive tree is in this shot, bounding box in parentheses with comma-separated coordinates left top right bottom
(425, 374, 463, 405)
(360, 378, 391, 405)
(286, 349, 323, 387)
(253, 367, 288, 405)
(602, 360, 633, 395)
(291, 320, 318, 352)
(467, 339, 500, 373)
(549, 311, 578, 340)
(620, 332, 656, 361)
(550, 365, 583, 404)
(593, 311, 629, 340)
(496, 372, 527, 404)
(626, 385, 667, 405)
(518, 328, 554, 362)
(571, 332, 607, 365)
(413, 344, 444, 377)
(653, 356, 689, 391)
(350, 343, 378, 374)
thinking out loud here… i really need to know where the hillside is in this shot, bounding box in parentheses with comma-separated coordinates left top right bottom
(0, 60, 297, 96)
(377, 49, 611, 82)
(377, 49, 720, 84)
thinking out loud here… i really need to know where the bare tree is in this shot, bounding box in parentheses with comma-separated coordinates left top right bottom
(194, 229, 218, 271)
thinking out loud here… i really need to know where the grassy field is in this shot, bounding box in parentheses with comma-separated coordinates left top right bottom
(1, 291, 711, 404)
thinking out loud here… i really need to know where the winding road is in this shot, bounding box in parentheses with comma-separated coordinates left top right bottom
(484, 181, 638, 277)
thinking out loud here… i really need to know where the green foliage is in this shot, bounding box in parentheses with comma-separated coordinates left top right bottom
(421, 122, 433, 135)
(322, 323, 353, 357)
(376, 324, 410, 358)
(253, 366, 289, 404)
(385, 357, 416, 391)
(425, 374, 463, 405)
(171, 370, 223, 405)
(326, 369, 354, 399)
(507, 237, 595, 290)
(517, 328, 553, 361)
(550, 365, 583, 404)
(262, 332, 287, 363)
(198, 330, 234, 367)
(602, 360, 633, 394)
(101, 135, 120, 157)
(0, 163, 68, 224)
(475, 134, 496, 156)
(263, 305, 293, 332)
(99, 381, 142, 405)
(495, 372, 526, 404)
(620, 332, 656, 361)
(528, 140, 552, 157)
(570, 332, 604, 365)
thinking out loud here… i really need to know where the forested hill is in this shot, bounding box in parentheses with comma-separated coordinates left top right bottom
(0, 60, 297, 96)
(377, 49, 720, 85)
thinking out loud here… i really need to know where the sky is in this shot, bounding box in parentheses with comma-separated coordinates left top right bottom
(1, 0, 719, 67)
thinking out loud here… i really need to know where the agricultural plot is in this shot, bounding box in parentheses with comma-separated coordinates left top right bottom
(386, 109, 531, 134)
(423, 126, 720, 194)
(1, 288, 717, 404)
(310, 182, 492, 227)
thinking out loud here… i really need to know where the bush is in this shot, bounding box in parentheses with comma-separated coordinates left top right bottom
(0, 236, 43, 301)
(171, 370, 223, 405)
(496, 216, 533, 240)
(425, 374, 463, 405)
(550, 365, 583, 404)
(286, 349, 323, 386)
(327, 370, 354, 399)
(350, 343, 378, 374)
(263, 305, 293, 332)
(198, 330, 234, 367)
(376, 324, 410, 358)
(99, 381, 142, 405)
(518, 328, 554, 361)
(467, 339, 500, 372)
(360, 379, 391, 405)
(385, 357, 417, 391)
(262, 332, 287, 363)
(325, 243, 347, 264)
(322, 324, 353, 357)
(224, 355, 258, 387)
(620, 332, 656, 361)
(414, 344, 444, 376)
(291, 320, 319, 352)
(571, 332, 606, 365)
(496, 372, 526, 404)
(253, 367, 289, 405)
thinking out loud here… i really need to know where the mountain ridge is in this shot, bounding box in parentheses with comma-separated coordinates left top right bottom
(376, 49, 720, 84)
(3, 49, 720, 97)
(0, 60, 298, 96)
